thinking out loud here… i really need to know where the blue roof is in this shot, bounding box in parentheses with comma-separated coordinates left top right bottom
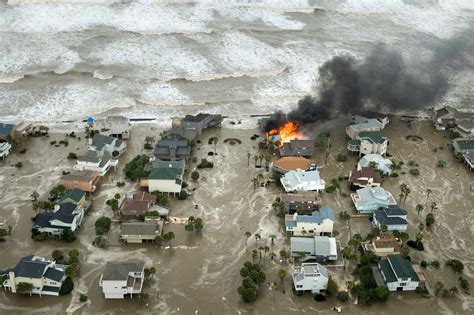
(87, 117, 94, 123)
(43, 267, 65, 282)
(0, 123, 14, 136)
(285, 205, 334, 227)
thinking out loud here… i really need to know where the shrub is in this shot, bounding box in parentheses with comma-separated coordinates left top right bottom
(197, 158, 214, 169)
(79, 294, 88, 302)
(446, 259, 464, 273)
(15, 162, 23, 168)
(95, 217, 112, 235)
(106, 198, 119, 211)
(314, 294, 326, 302)
(59, 277, 74, 295)
(123, 155, 150, 181)
(191, 171, 200, 181)
(192, 156, 198, 163)
(430, 260, 440, 268)
(409, 168, 420, 176)
(336, 153, 347, 162)
(178, 190, 188, 200)
(207, 151, 214, 156)
(390, 172, 399, 177)
(62, 228, 76, 243)
(67, 152, 77, 160)
(93, 235, 108, 248)
(116, 181, 125, 188)
(325, 186, 337, 193)
(458, 277, 470, 295)
(425, 213, 435, 226)
(436, 160, 447, 168)
(337, 291, 349, 302)
(420, 261, 428, 268)
(151, 191, 169, 206)
(407, 240, 424, 251)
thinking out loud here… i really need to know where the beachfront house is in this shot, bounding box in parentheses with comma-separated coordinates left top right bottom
(362, 234, 402, 257)
(279, 140, 314, 158)
(32, 202, 85, 237)
(74, 151, 118, 176)
(351, 187, 397, 214)
(0, 141, 12, 158)
(292, 263, 329, 294)
(0, 121, 32, 141)
(280, 193, 321, 214)
(285, 206, 334, 236)
(148, 159, 185, 195)
(358, 154, 393, 175)
(452, 138, 474, 154)
(154, 134, 191, 161)
(349, 167, 382, 191)
(377, 254, 420, 291)
(347, 131, 389, 157)
(93, 116, 130, 139)
(61, 170, 100, 193)
(281, 169, 325, 193)
(89, 134, 126, 158)
(120, 222, 160, 244)
(346, 116, 389, 140)
(58, 188, 87, 208)
(433, 106, 474, 136)
(290, 236, 338, 263)
(464, 151, 474, 171)
(99, 260, 145, 299)
(272, 156, 313, 174)
(372, 205, 408, 231)
(1, 255, 66, 296)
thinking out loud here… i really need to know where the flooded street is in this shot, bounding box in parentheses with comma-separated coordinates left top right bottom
(0, 118, 473, 314)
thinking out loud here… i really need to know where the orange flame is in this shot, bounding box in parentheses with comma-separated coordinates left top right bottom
(266, 121, 302, 145)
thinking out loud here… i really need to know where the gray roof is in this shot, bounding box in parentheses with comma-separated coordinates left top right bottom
(373, 208, 408, 226)
(291, 236, 337, 258)
(183, 113, 211, 122)
(102, 261, 145, 281)
(33, 202, 79, 228)
(43, 267, 65, 282)
(154, 134, 191, 160)
(279, 140, 314, 157)
(358, 131, 387, 144)
(62, 170, 97, 182)
(13, 256, 48, 279)
(349, 118, 383, 130)
(91, 134, 117, 151)
(285, 206, 334, 228)
(386, 254, 419, 281)
(281, 169, 323, 189)
(121, 222, 158, 236)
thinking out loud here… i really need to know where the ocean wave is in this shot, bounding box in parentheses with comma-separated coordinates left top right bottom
(172, 65, 288, 82)
(0, 75, 25, 83)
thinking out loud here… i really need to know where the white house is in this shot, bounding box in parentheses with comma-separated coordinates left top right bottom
(372, 205, 408, 231)
(147, 159, 185, 194)
(292, 263, 329, 294)
(74, 151, 118, 176)
(89, 134, 126, 158)
(351, 187, 397, 214)
(32, 203, 85, 237)
(99, 260, 145, 299)
(0, 141, 12, 158)
(378, 254, 420, 291)
(346, 116, 389, 139)
(348, 131, 389, 157)
(285, 206, 334, 236)
(358, 154, 393, 175)
(93, 116, 131, 139)
(281, 169, 326, 193)
(1, 255, 66, 296)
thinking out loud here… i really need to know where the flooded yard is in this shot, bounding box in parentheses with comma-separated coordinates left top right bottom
(0, 118, 473, 314)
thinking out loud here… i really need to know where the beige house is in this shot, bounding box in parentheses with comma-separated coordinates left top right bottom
(362, 234, 402, 257)
(1, 255, 66, 296)
(285, 206, 335, 236)
(120, 221, 160, 244)
(148, 159, 185, 194)
(61, 170, 100, 193)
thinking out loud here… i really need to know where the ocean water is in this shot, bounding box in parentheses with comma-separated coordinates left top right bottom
(0, 0, 473, 127)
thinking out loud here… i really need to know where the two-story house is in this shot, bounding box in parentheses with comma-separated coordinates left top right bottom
(357, 154, 393, 175)
(148, 159, 185, 195)
(1, 255, 66, 296)
(363, 234, 402, 257)
(93, 116, 130, 139)
(351, 187, 397, 214)
(346, 116, 389, 140)
(290, 236, 338, 263)
(280, 193, 321, 214)
(292, 263, 329, 294)
(285, 206, 334, 236)
(32, 202, 85, 237)
(74, 151, 118, 176)
(378, 254, 420, 291)
(281, 169, 326, 193)
(61, 170, 100, 193)
(348, 131, 389, 157)
(99, 260, 145, 299)
(89, 134, 126, 158)
(349, 167, 382, 191)
(372, 205, 408, 231)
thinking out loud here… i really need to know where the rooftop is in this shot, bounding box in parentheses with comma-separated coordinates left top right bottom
(133, 192, 157, 203)
(183, 113, 211, 122)
(453, 138, 474, 151)
(102, 260, 145, 281)
(285, 206, 335, 227)
(91, 134, 122, 151)
(59, 188, 86, 204)
(149, 159, 185, 181)
(121, 222, 158, 236)
(62, 170, 98, 182)
(358, 131, 387, 144)
(273, 157, 312, 172)
(387, 254, 419, 281)
(350, 167, 382, 184)
(281, 169, 324, 188)
(349, 118, 383, 130)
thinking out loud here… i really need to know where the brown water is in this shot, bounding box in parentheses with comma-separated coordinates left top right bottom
(0, 119, 473, 314)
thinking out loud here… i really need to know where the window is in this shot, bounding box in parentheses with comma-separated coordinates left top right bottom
(400, 282, 407, 287)
(296, 285, 303, 288)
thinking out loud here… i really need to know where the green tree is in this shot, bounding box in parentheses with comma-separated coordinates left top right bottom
(435, 281, 444, 296)
(123, 155, 150, 181)
(16, 282, 33, 295)
(59, 277, 74, 295)
(62, 228, 76, 243)
(150, 191, 170, 206)
(93, 235, 108, 248)
(426, 213, 435, 226)
(327, 276, 339, 295)
(52, 250, 64, 261)
(277, 269, 287, 284)
(430, 201, 438, 213)
(191, 171, 200, 181)
(144, 267, 156, 280)
(254, 233, 261, 248)
(30, 191, 39, 202)
(446, 259, 464, 273)
(163, 231, 175, 247)
(50, 184, 66, 200)
(269, 234, 276, 246)
(415, 204, 424, 219)
(279, 249, 289, 262)
(95, 217, 112, 235)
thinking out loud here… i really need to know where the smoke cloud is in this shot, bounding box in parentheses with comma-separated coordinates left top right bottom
(264, 26, 473, 131)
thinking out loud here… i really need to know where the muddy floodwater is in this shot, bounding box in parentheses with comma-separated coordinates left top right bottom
(0, 118, 473, 315)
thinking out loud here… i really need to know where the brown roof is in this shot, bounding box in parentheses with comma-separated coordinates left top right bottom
(132, 192, 157, 203)
(122, 201, 149, 212)
(349, 167, 382, 184)
(273, 157, 312, 172)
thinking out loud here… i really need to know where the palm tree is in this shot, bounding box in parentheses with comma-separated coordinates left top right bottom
(247, 152, 251, 166)
(254, 155, 258, 167)
(380, 224, 388, 236)
(332, 230, 340, 238)
(209, 137, 218, 154)
(277, 269, 287, 284)
(430, 201, 437, 213)
(301, 229, 307, 237)
(251, 249, 258, 262)
(258, 246, 264, 261)
(30, 191, 39, 202)
(258, 155, 264, 167)
(270, 234, 276, 246)
(415, 204, 424, 219)
(279, 250, 289, 263)
(244, 231, 251, 245)
(269, 252, 276, 261)
(254, 233, 261, 247)
(264, 155, 272, 170)
(425, 188, 432, 207)
(264, 246, 270, 260)
(164, 231, 175, 248)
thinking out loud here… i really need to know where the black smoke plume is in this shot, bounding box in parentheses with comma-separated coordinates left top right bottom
(264, 27, 473, 132)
